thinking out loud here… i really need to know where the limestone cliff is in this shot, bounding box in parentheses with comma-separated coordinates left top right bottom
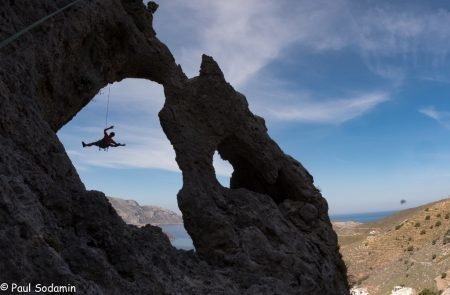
(108, 197, 183, 225)
(0, 0, 348, 294)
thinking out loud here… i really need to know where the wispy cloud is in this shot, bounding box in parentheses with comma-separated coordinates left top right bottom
(350, 5, 450, 81)
(63, 1, 450, 170)
(419, 106, 450, 129)
(266, 92, 388, 124)
(156, 0, 312, 85)
(155, 0, 450, 85)
(96, 79, 165, 112)
(62, 122, 234, 176)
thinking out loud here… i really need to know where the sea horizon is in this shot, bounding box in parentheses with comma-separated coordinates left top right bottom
(329, 209, 398, 223)
(159, 209, 398, 250)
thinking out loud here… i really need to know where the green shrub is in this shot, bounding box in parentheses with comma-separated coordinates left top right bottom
(432, 254, 436, 259)
(395, 224, 403, 230)
(437, 213, 441, 218)
(445, 213, 449, 219)
(407, 245, 414, 251)
(425, 215, 431, 220)
(355, 275, 370, 285)
(415, 222, 421, 227)
(425, 208, 429, 212)
(418, 289, 440, 295)
(442, 273, 447, 279)
(432, 239, 437, 245)
(420, 230, 426, 235)
(436, 221, 442, 227)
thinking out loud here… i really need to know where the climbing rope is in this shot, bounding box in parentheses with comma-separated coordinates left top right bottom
(0, 0, 85, 50)
(105, 85, 111, 127)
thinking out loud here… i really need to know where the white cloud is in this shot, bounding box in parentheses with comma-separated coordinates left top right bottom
(78, 124, 179, 171)
(59, 77, 239, 175)
(155, 0, 355, 85)
(354, 7, 450, 55)
(62, 2, 450, 172)
(155, 0, 450, 84)
(419, 106, 440, 121)
(266, 92, 388, 124)
(213, 152, 234, 178)
(419, 106, 450, 129)
(98, 79, 165, 111)
(65, 123, 234, 177)
(345, 4, 450, 81)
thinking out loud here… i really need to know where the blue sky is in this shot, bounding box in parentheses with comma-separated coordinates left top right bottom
(58, 0, 450, 214)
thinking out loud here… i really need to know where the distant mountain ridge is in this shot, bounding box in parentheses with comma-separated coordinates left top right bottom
(108, 197, 183, 226)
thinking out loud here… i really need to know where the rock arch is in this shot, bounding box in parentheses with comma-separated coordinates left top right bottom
(0, 0, 348, 294)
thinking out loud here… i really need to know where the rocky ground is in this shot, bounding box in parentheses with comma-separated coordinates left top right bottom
(338, 198, 450, 295)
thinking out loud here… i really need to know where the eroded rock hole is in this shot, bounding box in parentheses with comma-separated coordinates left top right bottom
(57, 78, 193, 250)
(213, 151, 233, 188)
(217, 136, 289, 204)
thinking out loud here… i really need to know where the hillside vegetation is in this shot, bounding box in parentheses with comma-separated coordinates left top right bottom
(336, 198, 450, 295)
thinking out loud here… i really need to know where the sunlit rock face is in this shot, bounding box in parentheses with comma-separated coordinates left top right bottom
(0, 0, 348, 294)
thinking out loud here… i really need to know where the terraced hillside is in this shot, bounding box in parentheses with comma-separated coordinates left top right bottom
(336, 198, 450, 295)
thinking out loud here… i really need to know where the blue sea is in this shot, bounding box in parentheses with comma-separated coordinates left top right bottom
(330, 210, 397, 223)
(159, 224, 194, 250)
(160, 210, 397, 250)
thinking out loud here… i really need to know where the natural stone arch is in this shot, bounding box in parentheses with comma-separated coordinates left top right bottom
(0, 0, 349, 294)
(160, 55, 347, 292)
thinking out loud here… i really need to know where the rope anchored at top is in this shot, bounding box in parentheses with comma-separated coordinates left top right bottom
(0, 0, 85, 50)
(105, 85, 111, 127)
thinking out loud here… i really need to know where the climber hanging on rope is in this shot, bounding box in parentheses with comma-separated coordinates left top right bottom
(82, 126, 126, 150)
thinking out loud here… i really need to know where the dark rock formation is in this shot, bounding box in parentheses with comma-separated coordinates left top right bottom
(108, 197, 183, 225)
(0, 0, 348, 294)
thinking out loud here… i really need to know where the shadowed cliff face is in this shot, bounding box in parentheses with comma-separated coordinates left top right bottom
(0, 0, 348, 294)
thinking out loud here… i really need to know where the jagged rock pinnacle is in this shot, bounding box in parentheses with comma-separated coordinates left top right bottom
(199, 54, 225, 79)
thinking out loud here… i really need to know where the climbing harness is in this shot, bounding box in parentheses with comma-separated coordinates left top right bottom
(0, 0, 85, 50)
(98, 139, 111, 151)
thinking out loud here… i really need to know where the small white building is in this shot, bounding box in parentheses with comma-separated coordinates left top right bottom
(391, 286, 414, 295)
(350, 287, 369, 295)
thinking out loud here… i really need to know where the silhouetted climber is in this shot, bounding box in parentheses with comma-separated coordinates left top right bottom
(82, 126, 125, 150)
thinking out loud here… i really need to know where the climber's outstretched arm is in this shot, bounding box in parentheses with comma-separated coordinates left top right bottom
(104, 125, 114, 136)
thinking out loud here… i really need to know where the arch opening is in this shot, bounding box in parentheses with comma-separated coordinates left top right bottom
(213, 151, 234, 188)
(57, 78, 194, 250)
(217, 135, 289, 204)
